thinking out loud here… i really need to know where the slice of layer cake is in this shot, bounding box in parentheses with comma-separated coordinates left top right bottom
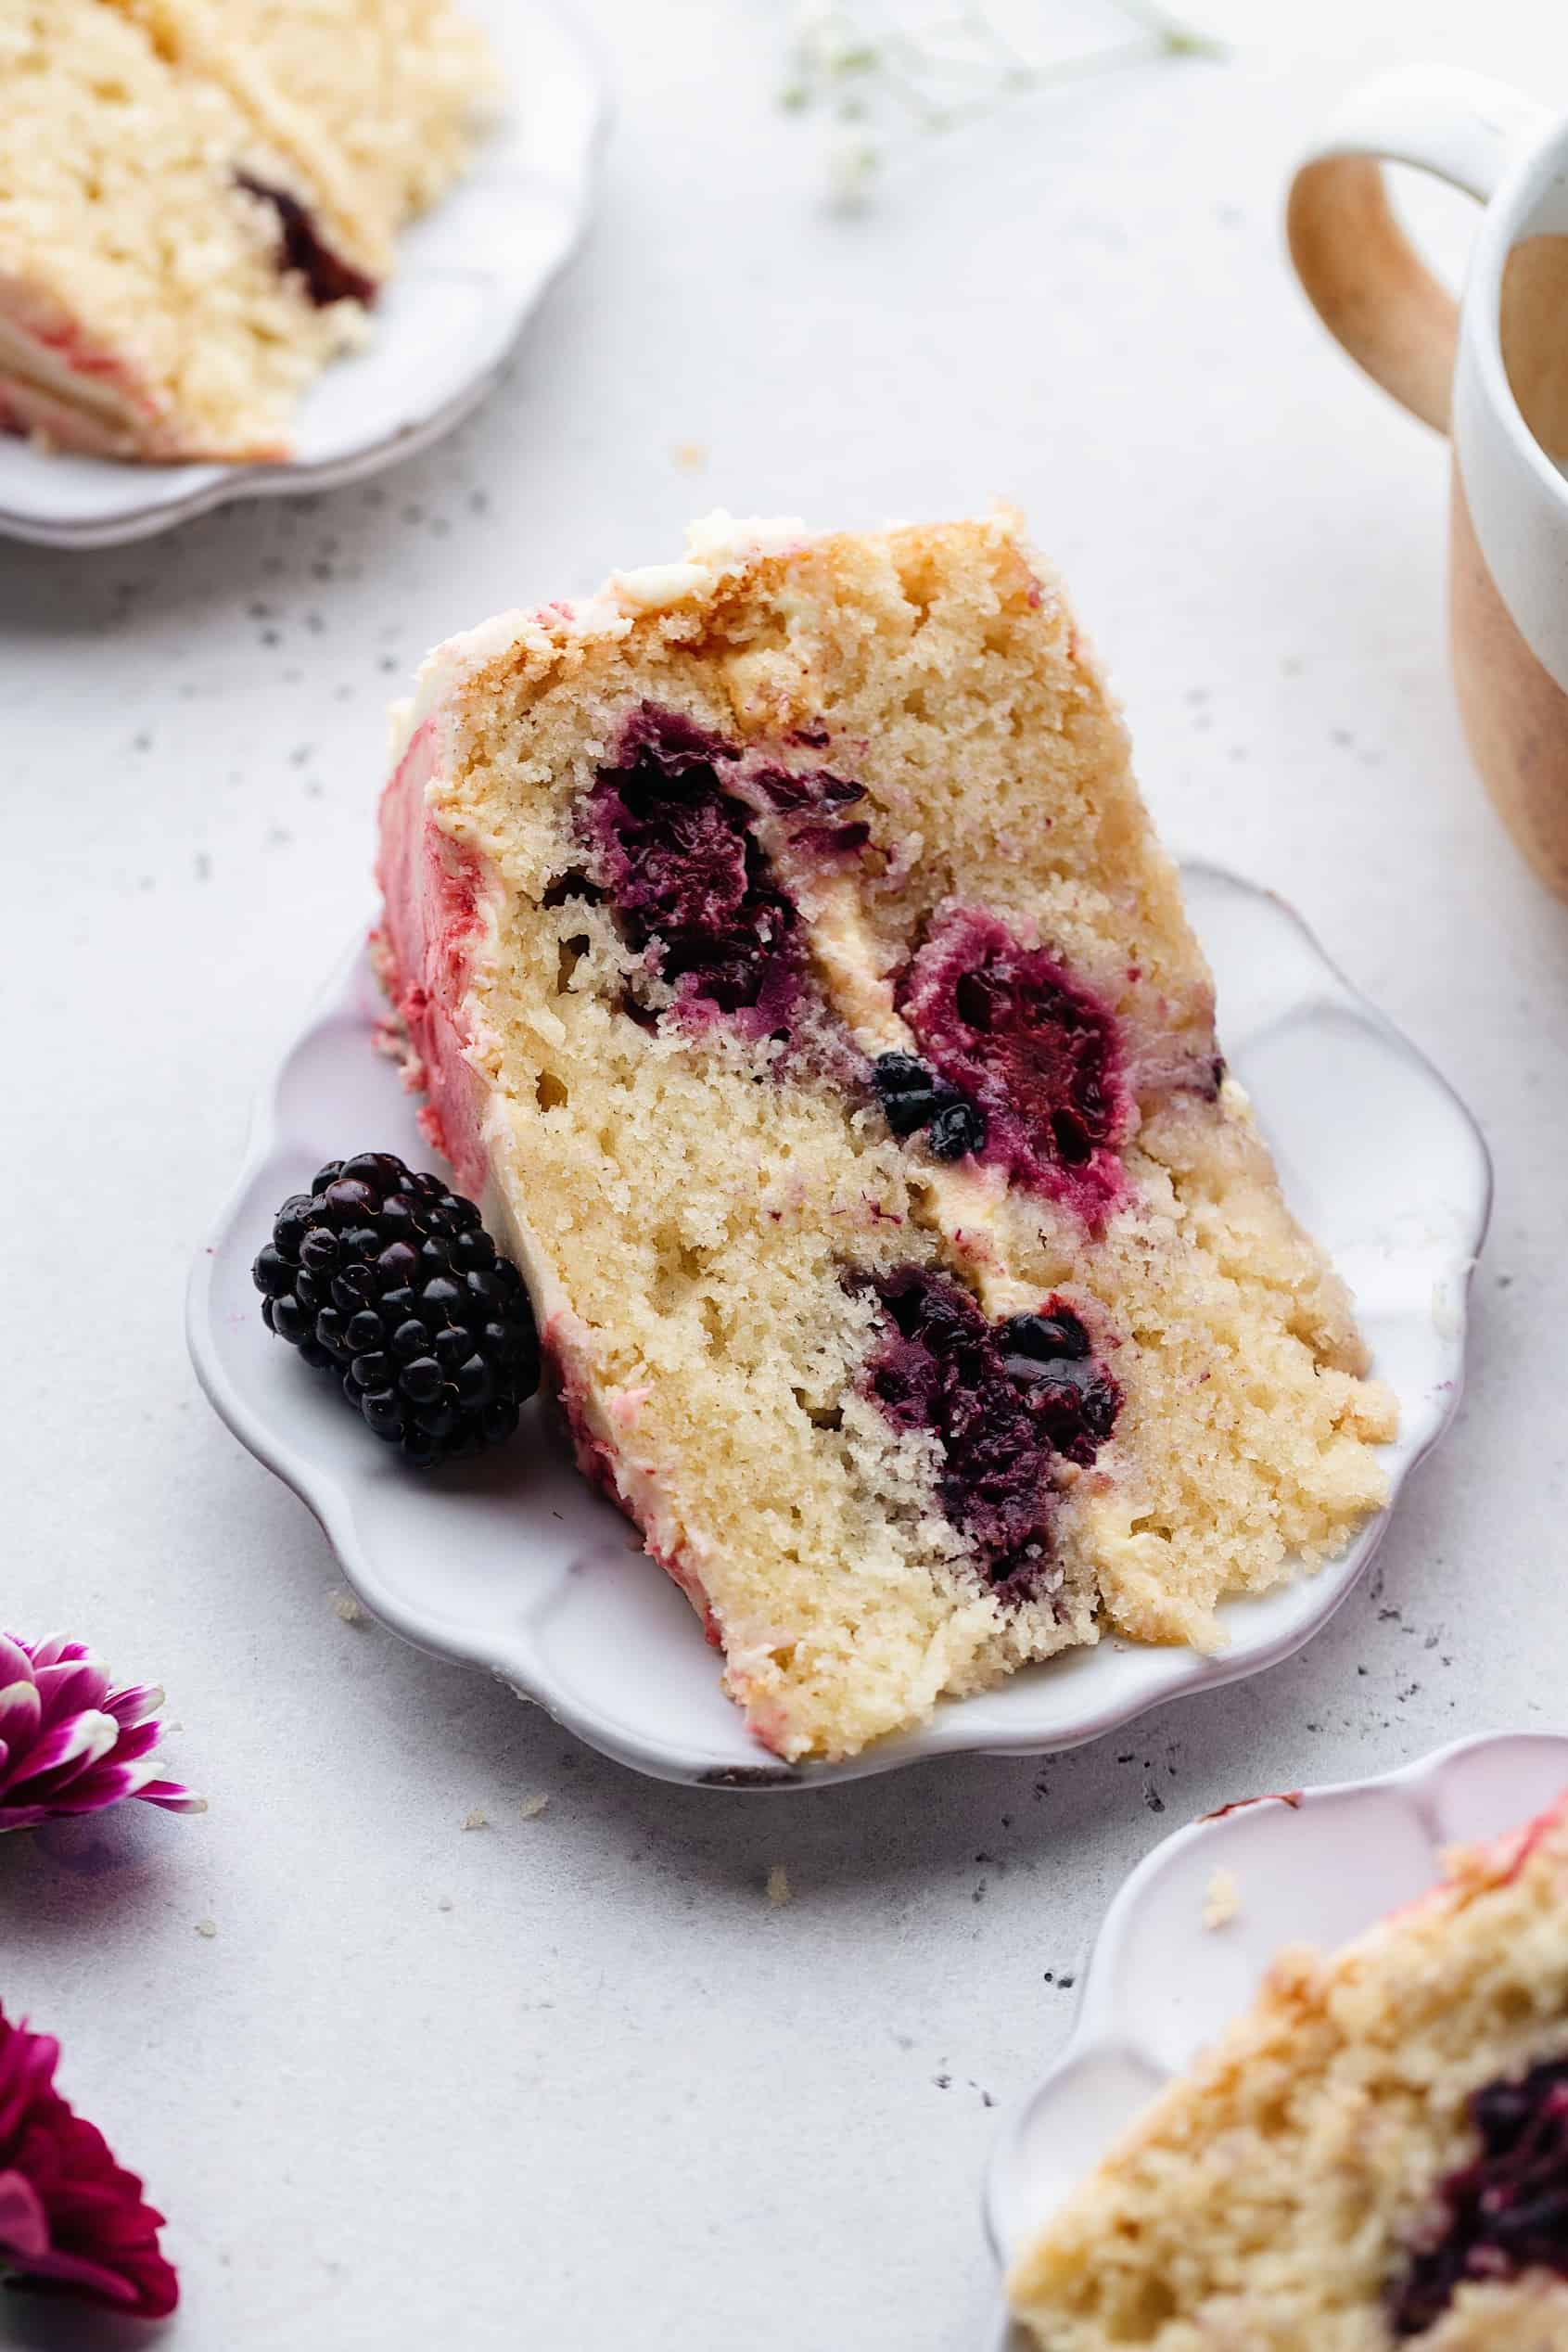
(114, 0, 495, 260)
(1009, 1790, 1568, 2350)
(0, 0, 494, 460)
(374, 510, 1396, 1762)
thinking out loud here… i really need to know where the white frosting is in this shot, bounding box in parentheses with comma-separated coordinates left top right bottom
(391, 605, 534, 761)
(563, 513, 814, 631)
(389, 512, 820, 758)
(682, 508, 809, 567)
(606, 559, 708, 611)
(385, 694, 414, 761)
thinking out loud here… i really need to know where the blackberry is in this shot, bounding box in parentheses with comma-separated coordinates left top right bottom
(852, 1268, 1122, 1600)
(871, 1052, 941, 1136)
(252, 1151, 540, 1467)
(926, 1096, 988, 1160)
(871, 1052, 988, 1160)
(584, 707, 804, 1031)
(997, 1304, 1119, 1461)
(997, 1310, 1091, 1364)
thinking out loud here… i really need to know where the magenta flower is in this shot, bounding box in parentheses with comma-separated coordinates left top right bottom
(0, 1634, 203, 1833)
(0, 2007, 177, 2318)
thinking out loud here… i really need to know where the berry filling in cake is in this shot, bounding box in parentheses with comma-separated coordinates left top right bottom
(1391, 2060, 1568, 2336)
(235, 175, 378, 309)
(374, 509, 1397, 1759)
(856, 1269, 1118, 1599)
(1009, 1790, 1568, 2350)
(582, 707, 808, 1037)
(899, 908, 1130, 1218)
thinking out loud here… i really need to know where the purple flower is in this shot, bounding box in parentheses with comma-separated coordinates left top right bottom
(0, 2006, 178, 2318)
(0, 1634, 203, 1834)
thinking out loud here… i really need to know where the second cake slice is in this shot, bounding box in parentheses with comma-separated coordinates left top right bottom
(375, 510, 1396, 1760)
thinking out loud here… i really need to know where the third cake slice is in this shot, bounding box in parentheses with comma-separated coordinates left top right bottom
(375, 510, 1396, 1761)
(1009, 1789, 1568, 2348)
(0, 0, 494, 460)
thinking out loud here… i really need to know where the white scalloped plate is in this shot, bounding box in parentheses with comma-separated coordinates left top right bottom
(0, 0, 606, 549)
(186, 863, 1491, 1788)
(985, 1732, 1568, 2329)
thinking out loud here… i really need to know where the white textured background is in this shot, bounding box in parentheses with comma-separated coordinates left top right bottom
(6, 3, 1568, 2346)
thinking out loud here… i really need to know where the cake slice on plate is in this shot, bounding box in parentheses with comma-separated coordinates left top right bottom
(0, 0, 494, 460)
(1009, 1790, 1568, 2349)
(374, 510, 1396, 1762)
(114, 0, 496, 260)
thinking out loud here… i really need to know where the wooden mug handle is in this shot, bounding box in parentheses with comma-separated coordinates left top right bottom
(1286, 67, 1549, 434)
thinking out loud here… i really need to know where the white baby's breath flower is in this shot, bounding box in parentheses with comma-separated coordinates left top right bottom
(795, 5, 882, 81)
(782, 0, 1227, 207)
(827, 134, 882, 209)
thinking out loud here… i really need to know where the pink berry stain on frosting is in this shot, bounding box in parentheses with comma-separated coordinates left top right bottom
(374, 718, 491, 1195)
(856, 1268, 1119, 1601)
(898, 909, 1129, 1221)
(1389, 2058, 1568, 2335)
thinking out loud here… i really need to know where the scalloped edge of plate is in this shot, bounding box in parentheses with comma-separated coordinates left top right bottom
(187, 862, 1492, 1788)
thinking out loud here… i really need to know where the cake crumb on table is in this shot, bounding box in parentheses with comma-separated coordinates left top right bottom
(766, 1862, 791, 1907)
(671, 440, 707, 471)
(519, 1794, 550, 1820)
(462, 1809, 488, 1832)
(194, 1919, 218, 1939)
(330, 1588, 365, 1625)
(1203, 1866, 1241, 1929)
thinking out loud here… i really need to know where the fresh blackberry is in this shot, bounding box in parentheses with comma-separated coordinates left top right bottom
(252, 1151, 540, 1467)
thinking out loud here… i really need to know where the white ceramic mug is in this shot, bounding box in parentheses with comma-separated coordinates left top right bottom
(1289, 67, 1568, 899)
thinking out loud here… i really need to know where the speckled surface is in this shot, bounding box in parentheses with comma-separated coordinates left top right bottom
(4, 4, 1568, 2346)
